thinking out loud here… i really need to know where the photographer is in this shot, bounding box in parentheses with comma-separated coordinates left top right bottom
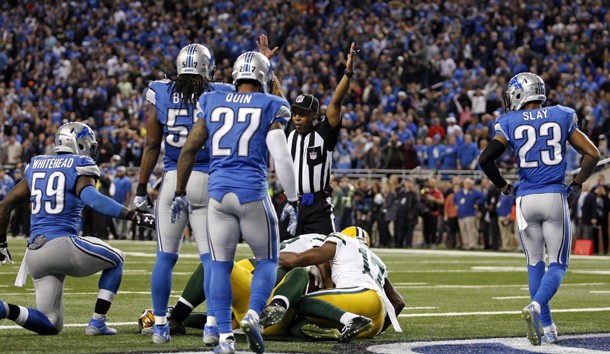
(420, 178, 444, 248)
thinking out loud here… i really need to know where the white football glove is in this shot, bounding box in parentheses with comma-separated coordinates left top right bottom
(280, 200, 298, 236)
(306, 265, 323, 289)
(0, 242, 14, 265)
(170, 193, 192, 223)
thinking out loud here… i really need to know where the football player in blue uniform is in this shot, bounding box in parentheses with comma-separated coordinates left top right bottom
(0, 122, 154, 335)
(134, 43, 234, 345)
(479, 72, 600, 346)
(172, 51, 298, 354)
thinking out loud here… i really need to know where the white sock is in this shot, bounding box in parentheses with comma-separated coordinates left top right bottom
(220, 332, 234, 342)
(92, 313, 105, 320)
(155, 315, 168, 325)
(339, 313, 358, 325)
(246, 309, 259, 322)
(531, 301, 541, 313)
(206, 316, 217, 326)
(543, 323, 557, 334)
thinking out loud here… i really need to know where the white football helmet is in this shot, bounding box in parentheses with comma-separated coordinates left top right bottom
(341, 226, 371, 247)
(176, 44, 215, 81)
(54, 122, 99, 159)
(503, 72, 547, 112)
(232, 51, 274, 93)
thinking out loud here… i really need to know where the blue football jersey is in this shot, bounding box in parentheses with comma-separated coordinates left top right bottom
(197, 91, 291, 203)
(494, 105, 578, 197)
(25, 154, 101, 242)
(146, 80, 235, 173)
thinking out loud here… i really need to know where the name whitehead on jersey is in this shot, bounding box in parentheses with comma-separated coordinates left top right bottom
(31, 157, 75, 169)
(522, 109, 548, 120)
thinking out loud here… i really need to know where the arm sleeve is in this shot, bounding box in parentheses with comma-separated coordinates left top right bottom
(478, 139, 508, 189)
(79, 185, 125, 218)
(266, 128, 297, 201)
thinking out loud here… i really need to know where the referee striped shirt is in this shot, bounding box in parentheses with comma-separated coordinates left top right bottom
(287, 118, 340, 195)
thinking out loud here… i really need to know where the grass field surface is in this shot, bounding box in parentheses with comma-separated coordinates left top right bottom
(1, 238, 609, 353)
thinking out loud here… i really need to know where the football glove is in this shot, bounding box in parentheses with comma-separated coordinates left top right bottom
(127, 210, 156, 230)
(134, 183, 153, 212)
(567, 181, 582, 206)
(0, 242, 13, 265)
(281, 200, 298, 236)
(170, 192, 192, 223)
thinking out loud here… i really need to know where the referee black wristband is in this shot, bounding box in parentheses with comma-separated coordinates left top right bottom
(344, 70, 354, 78)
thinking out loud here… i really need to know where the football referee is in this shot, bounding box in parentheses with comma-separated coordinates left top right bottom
(282, 42, 357, 236)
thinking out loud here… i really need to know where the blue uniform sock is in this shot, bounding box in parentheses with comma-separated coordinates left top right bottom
(527, 261, 552, 323)
(209, 260, 234, 333)
(99, 263, 123, 294)
(199, 253, 214, 318)
(22, 308, 59, 335)
(534, 262, 567, 326)
(151, 251, 179, 316)
(249, 258, 278, 315)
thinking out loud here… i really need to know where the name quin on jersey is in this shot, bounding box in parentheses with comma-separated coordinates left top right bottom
(31, 157, 74, 169)
(522, 109, 548, 120)
(225, 93, 252, 104)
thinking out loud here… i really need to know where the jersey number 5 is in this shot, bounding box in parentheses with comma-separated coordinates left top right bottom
(31, 171, 66, 215)
(515, 122, 562, 168)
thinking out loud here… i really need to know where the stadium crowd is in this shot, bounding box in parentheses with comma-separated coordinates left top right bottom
(0, 0, 609, 251)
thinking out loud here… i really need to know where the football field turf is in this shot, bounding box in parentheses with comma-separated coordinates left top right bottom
(1, 238, 609, 353)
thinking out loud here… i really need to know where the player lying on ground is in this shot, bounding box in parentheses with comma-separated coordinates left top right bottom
(139, 232, 376, 341)
(266, 227, 404, 339)
(0, 122, 155, 335)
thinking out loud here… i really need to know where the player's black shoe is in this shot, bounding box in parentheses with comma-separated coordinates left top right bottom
(338, 316, 373, 343)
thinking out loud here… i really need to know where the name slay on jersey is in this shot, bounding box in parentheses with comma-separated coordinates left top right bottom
(522, 109, 548, 120)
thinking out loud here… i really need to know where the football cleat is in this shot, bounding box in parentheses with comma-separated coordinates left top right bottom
(138, 309, 155, 334)
(300, 323, 341, 340)
(85, 316, 117, 335)
(522, 304, 542, 346)
(240, 313, 265, 353)
(152, 323, 170, 344)
(543, 330, 559, 344)
(203, 324, 220, 346)
(213, 336, 235, 354)
(260, 303, 287, 328)
(338, 316, 373, 343)
(169, 317, 186, 335)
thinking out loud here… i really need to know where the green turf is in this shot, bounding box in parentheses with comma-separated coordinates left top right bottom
(1, 238, 609, 353)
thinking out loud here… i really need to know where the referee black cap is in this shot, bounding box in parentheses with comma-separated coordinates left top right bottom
(292, 94, 319, 113)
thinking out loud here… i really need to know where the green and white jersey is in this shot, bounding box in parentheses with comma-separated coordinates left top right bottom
(324, 233, 388, 292)
(280, 233, 326, 253)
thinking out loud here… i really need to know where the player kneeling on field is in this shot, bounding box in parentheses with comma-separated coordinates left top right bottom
(0, 122, 155, 335)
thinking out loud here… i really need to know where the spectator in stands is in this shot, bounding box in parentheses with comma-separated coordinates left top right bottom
(497, 193, 516, 252)
(454, 178, 485, 250)
(382, 133, 404, 169)
(420, 178, 444, 248)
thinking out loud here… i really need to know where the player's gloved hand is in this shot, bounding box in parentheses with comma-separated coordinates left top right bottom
(502, 181, 519, 197)
(306, 265, 323, 289)
(170, 192, 192, 223)
(567, 181, 582, 206)
(281, 200, 298, 236)
(134, 183, 153, 212)
(0, 241, 14, 265)
(127, 210, 156, 230)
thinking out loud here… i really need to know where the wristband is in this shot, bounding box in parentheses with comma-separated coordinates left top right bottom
(175, 191, 186, 198)
(571, 181, 582, 189)
(344, 70, 354, 78)
(136, 183, 148, 196)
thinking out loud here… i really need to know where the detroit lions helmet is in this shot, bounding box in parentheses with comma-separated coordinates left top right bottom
(503, 72, 547, 112)
(232, 51, 274, 93)
(176, 44, 216, 81)
(54, 122, 99, 159)
(341, 226, 371, 247)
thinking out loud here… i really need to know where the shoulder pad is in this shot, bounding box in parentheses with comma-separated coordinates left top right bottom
(324, 232, 346, 245)
(75, 156, 100, 178)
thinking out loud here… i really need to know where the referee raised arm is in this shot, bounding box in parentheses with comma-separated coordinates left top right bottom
(282, 42, 357, 236)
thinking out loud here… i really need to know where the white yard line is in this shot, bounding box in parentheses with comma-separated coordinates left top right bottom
(398, 307, 610, 317)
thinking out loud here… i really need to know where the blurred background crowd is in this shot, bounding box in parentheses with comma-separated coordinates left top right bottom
(0, 0, 608, 251)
